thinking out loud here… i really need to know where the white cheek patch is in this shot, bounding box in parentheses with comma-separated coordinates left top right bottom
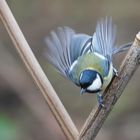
(87, 74, 102, 91)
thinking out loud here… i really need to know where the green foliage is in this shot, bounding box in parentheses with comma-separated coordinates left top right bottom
(0, 115, 19, 140)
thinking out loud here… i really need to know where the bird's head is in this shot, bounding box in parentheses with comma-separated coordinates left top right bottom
(79, 69, 103, 94)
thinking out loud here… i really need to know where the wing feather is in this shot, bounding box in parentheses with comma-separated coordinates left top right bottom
(113, 42, 132, 54)
(91, 17, 116, 60)
(44, 27, 91, 79)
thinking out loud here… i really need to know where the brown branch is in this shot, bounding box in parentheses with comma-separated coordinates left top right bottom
(79, 32, 140, 140)
(0, 0, 79, 139)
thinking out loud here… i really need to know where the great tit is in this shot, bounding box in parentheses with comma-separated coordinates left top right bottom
(44, 17, 131, 106)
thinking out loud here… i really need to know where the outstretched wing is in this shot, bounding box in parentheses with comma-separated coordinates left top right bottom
(91, 17, 116, 61)
(91, 17, 131, 61)
(44, 26, 91, 79)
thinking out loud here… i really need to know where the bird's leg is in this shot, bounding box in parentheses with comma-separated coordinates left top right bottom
(96, 92, 104, 107)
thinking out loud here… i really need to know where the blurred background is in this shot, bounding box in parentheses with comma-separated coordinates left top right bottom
(0, 0, 140, 140)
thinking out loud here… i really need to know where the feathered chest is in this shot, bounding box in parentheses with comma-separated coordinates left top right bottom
(69, 52, 111, 85)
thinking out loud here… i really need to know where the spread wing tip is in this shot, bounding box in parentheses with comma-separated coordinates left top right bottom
(44, 26, 76, 78)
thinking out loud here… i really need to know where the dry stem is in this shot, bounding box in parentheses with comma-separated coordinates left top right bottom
(79, 32, 140, 140)
(0, 0, 79, 139)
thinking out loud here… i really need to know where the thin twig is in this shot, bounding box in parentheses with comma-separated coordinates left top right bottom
(0, 0, 79, 139)
(79, 32, 140, 140)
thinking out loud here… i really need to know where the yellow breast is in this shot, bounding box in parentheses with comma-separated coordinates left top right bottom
(101, 63, 113, 91)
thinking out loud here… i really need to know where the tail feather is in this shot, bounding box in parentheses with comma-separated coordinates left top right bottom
(113, 42, 132, 54)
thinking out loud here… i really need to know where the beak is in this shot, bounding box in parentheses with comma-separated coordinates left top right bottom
(80, 88, 86, 95)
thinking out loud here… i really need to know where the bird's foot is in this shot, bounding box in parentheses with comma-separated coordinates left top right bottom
(96, 93, 105, 108)
(113, 68, 119, 77)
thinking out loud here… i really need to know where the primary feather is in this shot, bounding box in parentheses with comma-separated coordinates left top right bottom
(91, 17, 116, 61)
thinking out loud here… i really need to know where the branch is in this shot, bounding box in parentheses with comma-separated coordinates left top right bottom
(79, 32, 140, 140)
(0, 0, 79, 139)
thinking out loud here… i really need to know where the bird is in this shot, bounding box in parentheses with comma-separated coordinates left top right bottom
(44, 17, 132, 107)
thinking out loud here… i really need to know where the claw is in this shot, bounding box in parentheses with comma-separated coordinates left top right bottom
(113, 68, 119, 77)
(96, 92, 105, 107)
